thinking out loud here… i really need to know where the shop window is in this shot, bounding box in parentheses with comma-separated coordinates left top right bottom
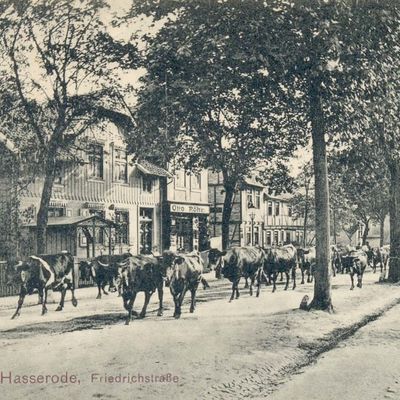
(88, 144, 104, 179)
(48, 207, 64, 218)
(268, 201, 273, 216)
(175, 216, 193, 252)
(246, 227, 251, 246)
(140, 208, 153, 254)
(266, 231, 272, 246)
(142, 176, 153, 192)
(281, 230, 284, 243)
(254, 226, 259, 245)
(275, 202, 280, 216)
(286, 231, 291, 244)
(191, 173, 201, 190)
(296, 231, 300, 244)
(115, 211, 129, 244)
(274, 231, 279, 245)
(255, 190, 261, 209)
(114, 148, 128, 183)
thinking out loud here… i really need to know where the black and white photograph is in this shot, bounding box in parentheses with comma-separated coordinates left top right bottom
(0, 0, 399, 399)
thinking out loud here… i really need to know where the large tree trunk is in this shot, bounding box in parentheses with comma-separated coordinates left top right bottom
(361, 219, 370, 245)
(308, 78, 333, 312)
(221, 182, 235, 251)
(36, 153, 57, 254)
(332, 207, 337, 245)
(303, 187, 309, 247)
(388, 161, 400, 282)
(379, 217, 385, 247)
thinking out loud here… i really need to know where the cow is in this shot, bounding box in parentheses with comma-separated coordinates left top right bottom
(166, 253, 208, 318)
(341, 250, 368, 290)
(7, 252, 78, 319)
(209, 246, 265, 302)
(297, 247, 316, 284)
(264, 244, 297, 292)
(84, 253, 132, 299)
(119, 255, 164, 325)
(379, 245, 390, 278)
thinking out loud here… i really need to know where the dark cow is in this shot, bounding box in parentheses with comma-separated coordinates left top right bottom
(264, 244, 297, 292)
(166, 253, 207, 318)
(341, 250, 368, 290)
(210, 246, 265, 302)
(85, 253, 132, 299)
(119, 255, 164, 325)
(297, 247, 315, 284)
(7, 252, 77, 319)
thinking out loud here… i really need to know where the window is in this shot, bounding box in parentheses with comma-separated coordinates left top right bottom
(247, 189, 254, 208)
(281, 230, 284, 243)
(88, 144, 103, 179)
(175, 170, 186, 188)
(140, 208, 153, 254)
(268, 201, 273, 216)
(191, 173, 201, 190)
(115, 211, 129, 244)
(266, 231, 272, 246)
(89, 209, 105, 243)
(114, 148, 128, 183)
(142, 176, 153, 192)
(288, 205, 292, 217)
(254, 190, 261, 209)
(254, 226, 259, 245)
(296, 231, 300, 244)
(286, 231, 291, 244)
(274, 231, 279, 245)
(48, 207, 64, 218)
(275, 202, 280, 216)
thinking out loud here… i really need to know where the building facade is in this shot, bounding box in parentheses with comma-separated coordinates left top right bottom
(208, 171, 304, 248)
(0, 123, 170, 259)
(163, 168, 210, 253)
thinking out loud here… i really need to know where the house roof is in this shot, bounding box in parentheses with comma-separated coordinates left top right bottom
(24, 215, 117, 228)
(266, 192, 294, 201)
(244, 177, 265, 189)
(134, 160, 172, 178)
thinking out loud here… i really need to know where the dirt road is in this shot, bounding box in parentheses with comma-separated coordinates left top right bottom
(0, 270, 398, 400)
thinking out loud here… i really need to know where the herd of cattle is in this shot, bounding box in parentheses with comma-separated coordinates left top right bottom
(4, 243, 390, 324)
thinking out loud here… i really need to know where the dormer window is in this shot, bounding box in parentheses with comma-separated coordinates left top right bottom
(143, 176, 153, 192)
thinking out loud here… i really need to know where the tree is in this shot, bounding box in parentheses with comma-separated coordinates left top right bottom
(1, 0, 137, 253)
(126, 1, 307, 250)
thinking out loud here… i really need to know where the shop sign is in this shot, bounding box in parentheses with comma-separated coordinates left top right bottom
(170, 203, 210, 215)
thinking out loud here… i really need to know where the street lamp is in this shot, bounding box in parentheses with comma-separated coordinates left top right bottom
(249, 211, 256, 246)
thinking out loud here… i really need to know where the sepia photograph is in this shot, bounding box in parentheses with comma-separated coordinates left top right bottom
(0, 0, 399, 399)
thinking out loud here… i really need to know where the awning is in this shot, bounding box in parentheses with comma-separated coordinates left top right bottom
(24, 215, 117, 228)
(83, 202, 104, 210)
(134, 160, 172, 178)
(49, 200, 67, 208)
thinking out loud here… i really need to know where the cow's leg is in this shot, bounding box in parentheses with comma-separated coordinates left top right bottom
(301, 268, 305, 284)
(271, 272, 277, 293)
(56, 285, 68, 311)
(38, 292, 43, 305)
(229, 281, 236, 302)
(350, 272, 355, 290)
(201, 277, 210, 289)
(125, 292, 137, 325)
(102, 281, 109, 295)
(249, 275, 255, 296)
(70, 285, 78, 307)
(284, 271, 290, 290)
(157, 283, 164, 316)
(11, 288, 26, 319)
(256, 268, 262, 297)
(41, 287, 48, 316)
(292, 266, 296, 290)
(96, 280, 102, 299)
(279, 272, 283, 281)
(244, 277, 249, 289)
(190, 283, 199, 313)
(235, 279, 240, 299)
(357, 272, 363, 288)
(174, 286, 187, 318)
(262, 270, 270, 286)
(139, 291, 152, 319)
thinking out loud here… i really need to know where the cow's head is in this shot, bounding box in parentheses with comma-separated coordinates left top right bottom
(79, 261, 92, 280)
(207, 249, 226, 278)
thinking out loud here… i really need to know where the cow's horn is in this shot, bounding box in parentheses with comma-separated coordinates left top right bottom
(97, 259, 109, 267)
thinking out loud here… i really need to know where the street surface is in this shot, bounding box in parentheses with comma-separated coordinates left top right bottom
(0, 270, 399, 400)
